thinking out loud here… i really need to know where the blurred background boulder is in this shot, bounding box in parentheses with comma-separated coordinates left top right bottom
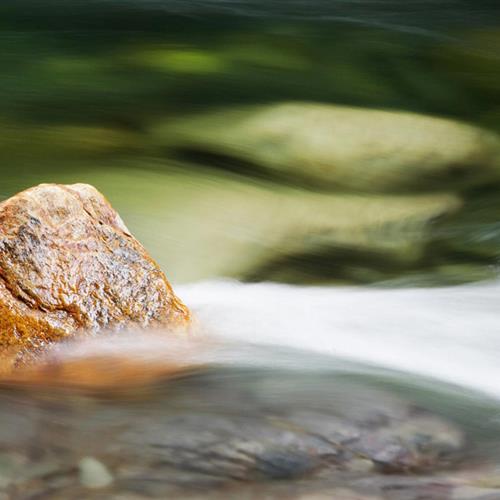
(150, 103, 500, 192)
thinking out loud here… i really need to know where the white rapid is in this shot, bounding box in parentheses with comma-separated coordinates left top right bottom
(179, 279, 500, 400)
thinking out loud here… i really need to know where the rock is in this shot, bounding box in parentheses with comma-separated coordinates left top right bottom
(78, 457, 114, 489)
(151, 102, 500, 192)
(0, 166, 466, 285)
(108, 373, 464, 483)
(0, 165, 466, 285)
(41, 165, 460, 284)
(0, 183, 190, 370)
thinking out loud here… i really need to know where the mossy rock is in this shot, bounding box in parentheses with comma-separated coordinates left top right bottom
(151, 102, 500, 193)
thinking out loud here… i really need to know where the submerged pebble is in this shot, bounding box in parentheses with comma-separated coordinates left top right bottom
(79, 457, 114, 489)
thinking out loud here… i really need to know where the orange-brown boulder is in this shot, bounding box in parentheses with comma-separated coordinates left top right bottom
(0, 183, 190, 370)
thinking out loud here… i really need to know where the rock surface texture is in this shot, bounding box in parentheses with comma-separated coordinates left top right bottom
(0, 183, 190, 368)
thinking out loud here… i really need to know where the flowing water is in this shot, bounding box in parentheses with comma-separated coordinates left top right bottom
(182, 280, 500, 400)
(1, 1, 500, 498)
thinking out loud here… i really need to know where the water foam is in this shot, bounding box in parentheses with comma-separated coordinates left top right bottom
(179, 279, 500, 399)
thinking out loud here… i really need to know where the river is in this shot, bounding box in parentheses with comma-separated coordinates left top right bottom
(1, 1, 500, 498)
